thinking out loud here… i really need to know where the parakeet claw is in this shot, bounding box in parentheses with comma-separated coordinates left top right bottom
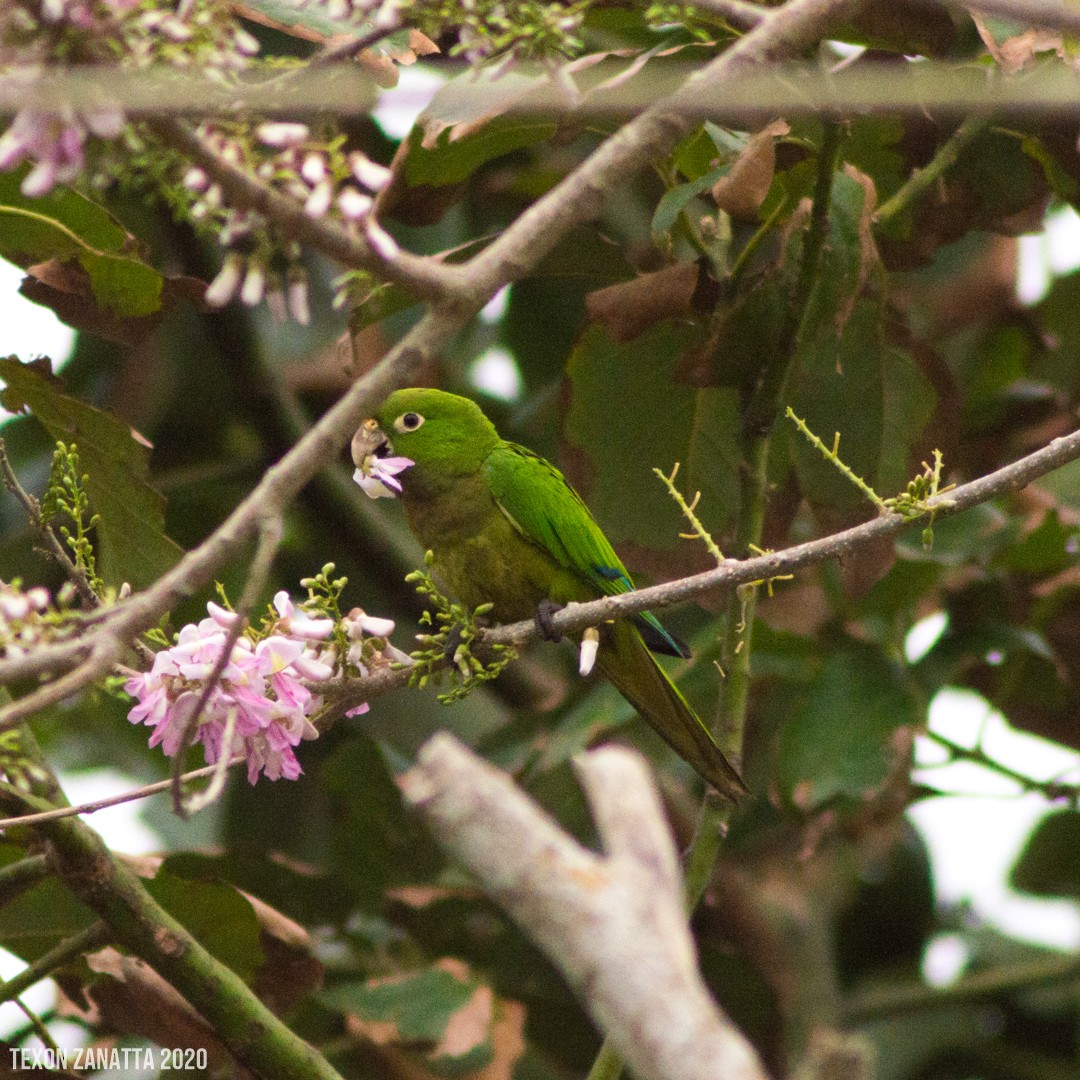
(443, 625, 465, 663)
(534, 599, 564, 642)
(579, 627, 600, 676)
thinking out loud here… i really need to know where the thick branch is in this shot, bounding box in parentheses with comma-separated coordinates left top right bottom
(17, 794, 348, 1080)
(402, 735, 769, 1080)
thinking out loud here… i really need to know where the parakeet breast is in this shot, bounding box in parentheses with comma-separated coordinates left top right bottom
(399, 469, 587, 624)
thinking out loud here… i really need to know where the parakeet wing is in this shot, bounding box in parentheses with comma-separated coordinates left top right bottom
(484, 442, 687, 657)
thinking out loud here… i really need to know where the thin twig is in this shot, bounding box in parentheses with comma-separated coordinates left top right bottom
(925, 730, 1080, 802)
(843, 949, 1080, 1023)
(874, 113, 991, 229)
(311, 15, 403, 64)
(0, 757, 246, 832)
(0, 921, 111, 1005)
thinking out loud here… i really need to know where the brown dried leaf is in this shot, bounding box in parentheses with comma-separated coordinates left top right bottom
(585, 262, 700, 343)
(711, 120, 790, 221)
(74, 949, 252, 1079)
(971, 12, 1072, 73)
(19, 260, 203, 347)
(432, 982, 493, 1060)
(385, 885, 483, 908)
(468, 1000, 526, 1080)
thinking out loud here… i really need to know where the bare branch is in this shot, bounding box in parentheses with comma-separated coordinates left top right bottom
(402, 735, 770, 1080)
(477, 422, 1080, 651)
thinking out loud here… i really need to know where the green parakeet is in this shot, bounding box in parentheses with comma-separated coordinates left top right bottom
(352, 387, 747, 801)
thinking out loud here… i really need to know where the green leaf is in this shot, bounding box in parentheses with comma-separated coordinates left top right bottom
(788, 300, 935, 514)
(404, 116, 556, 190)
(0, 868, 98, 964)
(236, 0, 377, 41)
(144, 868, 265, 982)
(777, 643, 920, 807)
(1010, 810, 1080, 898)
(323, 963, 495, 1074)
(994, 509, 1075, 575)
(651, 164, 728, 244)
(0, 357, 182, 590)
(0, 171, 163, 319)
(321, 737, 442, 909)
(799, 166, 878, 344)
(564, 320, 742, 552)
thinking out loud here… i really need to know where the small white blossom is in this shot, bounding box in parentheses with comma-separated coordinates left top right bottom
(579, 627, 600, 677)
(257, 122, 310, 149)
(240, 262, 266, 306)
(349, 152, 392, 192)
(204, 254, 244, 308)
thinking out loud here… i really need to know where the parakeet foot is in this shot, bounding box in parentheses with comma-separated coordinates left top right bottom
(534, 599, 564, 642)
(442, 625, 464, 663)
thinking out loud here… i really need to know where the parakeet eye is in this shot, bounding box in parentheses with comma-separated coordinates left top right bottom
(394, 412, 424, 433)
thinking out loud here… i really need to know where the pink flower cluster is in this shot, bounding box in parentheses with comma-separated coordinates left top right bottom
(0, 0, 260, 198)
(125, 592, 385, 784)
(0, 107, 123, 197)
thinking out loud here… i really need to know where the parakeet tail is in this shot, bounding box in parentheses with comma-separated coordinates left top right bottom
(596, 621, 748, 802)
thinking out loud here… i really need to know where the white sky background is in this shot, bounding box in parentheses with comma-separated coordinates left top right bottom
(3, 92, 1080, 1037)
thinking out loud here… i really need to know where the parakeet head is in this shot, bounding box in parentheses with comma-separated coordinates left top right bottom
(352, 388, 500, 498)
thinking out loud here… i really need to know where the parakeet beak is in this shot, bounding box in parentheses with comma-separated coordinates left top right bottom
(351, 418, 391, 467)
(351, 419, 414, 499)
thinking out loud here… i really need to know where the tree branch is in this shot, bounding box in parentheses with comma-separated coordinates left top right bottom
(0, 759, 246, 832)
(147, 117, 463, 306)
(402, 735, 770, 1080)
(0, 921, 111, 1006)
(2, 784, 348, 1080)
(471, 420, 1080, 652)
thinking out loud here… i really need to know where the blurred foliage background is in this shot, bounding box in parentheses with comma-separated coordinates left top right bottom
(5, 1, 1080, 1078)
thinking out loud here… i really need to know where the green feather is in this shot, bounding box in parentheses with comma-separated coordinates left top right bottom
(371, 388, 747, 800)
